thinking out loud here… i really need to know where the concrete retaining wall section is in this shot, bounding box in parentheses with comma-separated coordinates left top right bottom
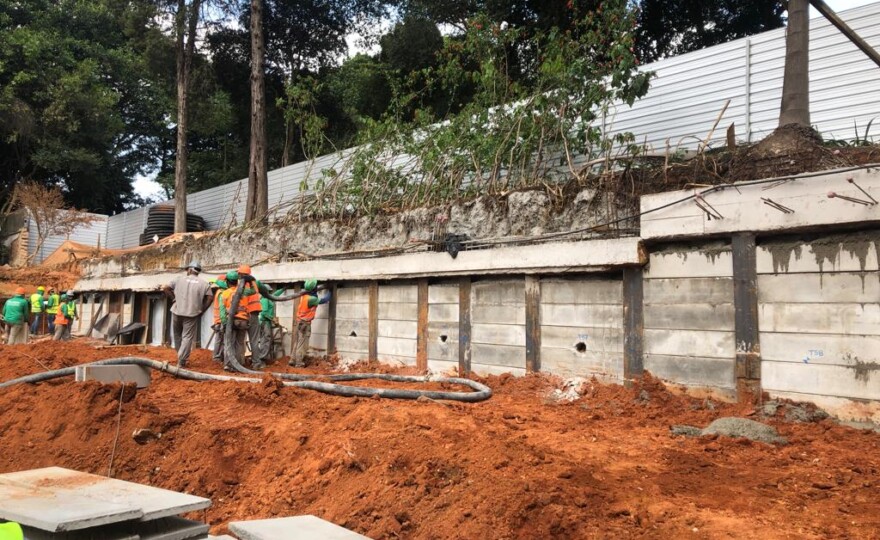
(539, 277, 624, 381)
(335, 285, 370, 362)
(427, 283, 460, 374)
(470, 279, 527, 377)
(643, 244, 736, 396)
(758, 232, 880, 421)
(377, 284, 418, 366)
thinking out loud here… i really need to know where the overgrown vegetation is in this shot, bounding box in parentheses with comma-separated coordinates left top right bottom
(291, 1, 651, 220)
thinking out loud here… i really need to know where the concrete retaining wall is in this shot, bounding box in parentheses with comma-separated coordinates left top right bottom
(427, 282, 460, 374)
(757, 232, 880, 420)
(643, 243, 737, 398)
(470, 279, 527, 377)
(335, 285, 370, 362)
(540, 277, 623, 381)
(377, 284, 418, 366)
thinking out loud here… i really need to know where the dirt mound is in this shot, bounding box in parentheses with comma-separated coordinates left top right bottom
(0, 265, 81, 297)
(0, 341, 879, 538)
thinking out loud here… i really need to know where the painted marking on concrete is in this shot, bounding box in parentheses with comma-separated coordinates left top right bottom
(229, 515, 371, 540)
(0, 467, 210, 532)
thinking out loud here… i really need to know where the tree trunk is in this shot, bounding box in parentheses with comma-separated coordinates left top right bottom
(173, 0, 201, 233)
(779, 0, 810, 127)
(246, 0, 269, 224)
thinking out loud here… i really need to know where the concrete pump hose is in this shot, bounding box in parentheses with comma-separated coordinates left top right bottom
(0, 357, 493, 402)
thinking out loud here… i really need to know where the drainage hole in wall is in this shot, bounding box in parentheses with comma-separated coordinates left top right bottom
(574, 342, 587, 353)
(350, 331, 357, 337)
(439, 335, 448, 343)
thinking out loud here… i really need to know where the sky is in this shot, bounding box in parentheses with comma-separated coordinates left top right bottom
(132, 0, 880, 200)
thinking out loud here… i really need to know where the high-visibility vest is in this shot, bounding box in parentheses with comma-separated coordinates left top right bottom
(244, 279, 262, 314)
(212, 289, 224, 325)
(296, 294, 318, 323)
(54, 308, 68, 326)
(0, 521, 23, 540)
(46, 294, 60, 314)
(222, 287, 249, 321)
(29, 293, 44, 313)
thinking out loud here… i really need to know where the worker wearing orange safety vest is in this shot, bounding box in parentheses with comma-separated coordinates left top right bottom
(290, 279, 331, 368)
(237, 264, 272, 369)
(52, 294, 71, 341)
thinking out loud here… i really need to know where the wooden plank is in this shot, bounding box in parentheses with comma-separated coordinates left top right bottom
(758, 303, 880, 335)
(733, 234, 761, 393)
(644, 329, 735, 358)
(327, 283, 337, 355)
(368, 281, 378, 361)
(540, 304, 622, 328)
(643, 277, 734, 305)
(644, 304, 735, 331)
(540, 347, 623, 380)
(763, 360, 880, 401)
(644, 354, 736, 389)
(540, 278, 622, 305)
(623, 267, 645, 380)
(459, 277, 472, 376)
(417, 279, 428, 372)
(758, 272, 880, 303)
(525, 275, 541, 373)
(761, 332, 880, 365)
(645, 247, 733, 279)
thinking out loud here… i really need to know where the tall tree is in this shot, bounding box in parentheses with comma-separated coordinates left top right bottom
(779, 0, 810, 127)
(174, 0, 202, 233)
(246, 0, 268, 223)
(635, 0, 785, 63)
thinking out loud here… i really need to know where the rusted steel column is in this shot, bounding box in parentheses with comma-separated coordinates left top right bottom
(458, 277, 472, 376)
(368, 281, 379, 362)
(623, 267, 645, 382)
(524, 275, 541, 373)
(732, 233, 761, 403)
(326, 283, 338, 356)
(417, 279, 429, 372)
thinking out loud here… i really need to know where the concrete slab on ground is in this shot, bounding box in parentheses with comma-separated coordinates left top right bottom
(74, 364, 152, 388)
(0, 467, 210, 532)
(21, 516, 208, 540)
(229, 516, 371, 540)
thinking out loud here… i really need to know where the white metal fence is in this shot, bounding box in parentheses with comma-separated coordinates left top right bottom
(70, 3, 880, 251)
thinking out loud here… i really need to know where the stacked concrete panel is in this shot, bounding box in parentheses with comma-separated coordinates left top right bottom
(335, 285, 370, 361)
(308, 299, 331, 355)
(643, 244, 737, 396)
(540, 277, 624, 381)
(427, 282, 460, 374)
(758, 233, 880, 418)
(470, 279, 526, 376)
(376, 284, 418, 366)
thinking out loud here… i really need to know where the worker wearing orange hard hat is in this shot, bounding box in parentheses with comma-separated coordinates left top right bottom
(236, 264, 271, 369)
(3, 287, 30, 344)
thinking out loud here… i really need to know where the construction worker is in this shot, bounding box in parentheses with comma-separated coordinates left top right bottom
(45, 287, 60, 335)
(0, 521, 23, 540)
(219, 271, 250, 371)
(210, 277, 228, 362)
(257, 288, 285, 364)
(163, 261, 213, 368)
(64, 291, 77, 340)
(237, 265, 268, 369)
(3, 287, 30, 345)
(29, 286, 46, 335)
(290, 279, 331, 367)
(52, 293, 70, 341)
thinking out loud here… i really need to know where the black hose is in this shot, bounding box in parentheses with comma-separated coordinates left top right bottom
(0, 357, 493, 402)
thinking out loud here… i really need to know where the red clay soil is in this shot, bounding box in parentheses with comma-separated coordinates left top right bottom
(0, 265, 81, 297)
(0, 341, 879, 539)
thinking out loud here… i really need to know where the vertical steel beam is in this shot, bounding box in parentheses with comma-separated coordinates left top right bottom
(458, 277, 472, 376)
(368, 281, 379, 361)
(524, 275, 541, 373)
(732, 233, 761, 402)
(326, 283, 338, 356)
(417, 279, 429, 372)
(623, 267, 645, 381)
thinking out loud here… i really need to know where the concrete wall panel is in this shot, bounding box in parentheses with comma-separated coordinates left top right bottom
(759, 303, 880, 335)
(540, 325, 624, 353)
(644, 329, 735, 359)
(643, 304, 735, 331)
(541, 304, 622, 328)
(644, 248, 733, 279)
(644, 355, 736, 390)
(758, 272, 880, 302)
(541, 279, 622, 305)
(763, 361, 880, 401)
(540, 348, 623, 380)
(644, 277, 733, 305)
(762, 332, 880, 366)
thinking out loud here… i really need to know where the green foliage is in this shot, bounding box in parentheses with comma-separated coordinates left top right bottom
(295, 0, 652, 220)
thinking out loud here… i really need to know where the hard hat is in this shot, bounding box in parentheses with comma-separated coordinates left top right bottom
(66, 290, 75, 297)
(226, 271, 239, 281)
(304, 279, 318, 291)
(216, 279, 228, 289)
(186, 261, 202, 272)
(238, 264, 252, 275)
(37, 286, 45, 292)
(60, 293, 68, 301)
(15, 287, 25, 295)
